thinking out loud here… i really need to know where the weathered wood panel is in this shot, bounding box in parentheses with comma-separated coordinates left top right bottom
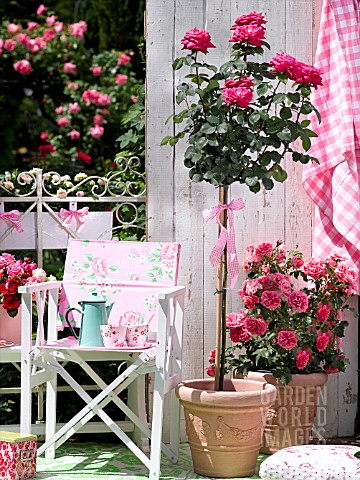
(147, 0, 358, 437)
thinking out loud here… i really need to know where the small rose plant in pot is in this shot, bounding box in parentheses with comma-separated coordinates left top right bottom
(0, 253, 51, 317)
(207, 241, 358, 386)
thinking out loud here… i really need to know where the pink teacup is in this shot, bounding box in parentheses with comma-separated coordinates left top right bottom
(125, 325, 149, 348)
(100, 324, 127, 347)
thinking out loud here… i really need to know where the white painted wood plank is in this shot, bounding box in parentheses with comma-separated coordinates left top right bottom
(146, 0, 176, 241)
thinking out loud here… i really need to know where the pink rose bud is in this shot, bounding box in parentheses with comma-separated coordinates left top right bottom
(55, 106, 64, 115)
(36, 4, 48, 15)
(131, 95, 138, 103)
(40, 132, 49, 141)
(76, 191, 85, 197)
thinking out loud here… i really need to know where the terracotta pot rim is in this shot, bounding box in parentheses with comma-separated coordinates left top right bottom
(176, 378, 277, 406)
(245, 370, 328, 387)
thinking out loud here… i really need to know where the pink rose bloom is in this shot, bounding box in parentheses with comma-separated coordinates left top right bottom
(27, 22, 39, 31)
(68, 20, 87, 40)
(226, 311, 243, 328)
(55, 106, 64, 115)
(96, 93, 111, 106)
(269, 52, 322, 88)
(254, 242, 273, 259)
(324, 364, 340, 374)
(303, 258, 326, 280)
(57, 117, 70, 127)
(229, 325, 252, 343)
(64, 62, 77, 75)
(261, 290, 281, 310)
(40, 131, 49, 142)
(129, 273, 140, 282)
(181, 27, 216, 54)
(93, 114, 104, 125)
(288, 290, 309, 312)
(326, 249, 349, 266)
(316, 303, 331, 323)
(36, 4, 48, 15)
(224, 77, 254, 89)
(160, 243, 178, 262)
(208, 349, 216, 363)
(56, 188, 67, 199)
(67, 82, 79, 90)
(335, 263, 358, 285)
(131, 95, 138, 103)
(222, 86, 253, 108)
(76, 191, 85, 197)
(206, 365, 215, 377)
(13, 59, 32, 75)
(244, 316, 267, 336)
(7, 260, 24, 276)
(4, 39, 16, 51)
(92, 257, 109, 277)
(44, 29, 55, 41)
(296, 349, 310, 370)
(277, 330, 298, 350)
(7, 23, 21, 34)
(262, 265, 270, 275)
(231, 11, 267, 28)
(90, 125, 104, 139)
(230, 25, 265, 47)
(0, 253, 16, 268)
(118, 53, 131, 65)
(115, 74, 128, 85)
(102, 109, 110, 115)
(68, 129, 80, 140)
(69, 102, 81, 114)
(279, 279, 291, 297)
(316, 331, 329, 352)
(243, 295, 259, 309)
(46, 15, 57, 26)
(17, 33, 30, 45)
(82, 89, 99, 103)
(90, 66, 102, 76)
(121, 310, 142, 326)
(292, 256, 304, 268)
(54, 21, 64, 33)
(26, 37, 46, 52)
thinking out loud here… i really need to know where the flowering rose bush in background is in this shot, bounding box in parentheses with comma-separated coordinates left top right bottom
(0, 253, 51, 317)
(162, 11, 322, 192)
(0, 4, 141, 176)
(206, 241, 358, 385)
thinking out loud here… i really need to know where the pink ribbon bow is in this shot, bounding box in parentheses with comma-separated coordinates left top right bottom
(0, 210, 24, 233)
(203, 197, 245, 288)
(59, 207, 89, 232)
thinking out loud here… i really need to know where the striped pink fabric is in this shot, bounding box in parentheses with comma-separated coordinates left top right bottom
(302, 0, 360, 289)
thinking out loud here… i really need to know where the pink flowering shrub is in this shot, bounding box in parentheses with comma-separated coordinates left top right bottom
(0, 4, 141, 175)
(163, 11, 322, 192)
(207, 241, 358, 385)
(0, 253, 49, 316)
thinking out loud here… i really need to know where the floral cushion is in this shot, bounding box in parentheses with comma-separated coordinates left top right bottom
(58, 239, 181, 331)
(259, 445, 360, 480)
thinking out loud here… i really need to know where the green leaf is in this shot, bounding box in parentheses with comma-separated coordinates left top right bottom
(273, 93, 286, 104)
(257, 83, 269, 96)
(169, 137, 179, 146)
(245, 176, 258, 187)
(280, 107, 292, 120)
(287, 92, 301, 104)
(277, 128, 292, 142)
(84, 254, 94, 262)
(172, 57, 184, 70)
(272, 167, 288, 182)
(160, 136, 171, 146)
(262, 177, 274, 190)
(191, 173, 204, 182)
(200, 124, 216, 135)
(301, 119, 311, 128)
(302, 136, 311, 151)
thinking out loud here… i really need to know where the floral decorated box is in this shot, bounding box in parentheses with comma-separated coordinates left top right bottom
(0, 431, 37, 480)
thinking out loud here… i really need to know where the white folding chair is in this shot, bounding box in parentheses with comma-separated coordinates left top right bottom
(19, 239, 185, 480)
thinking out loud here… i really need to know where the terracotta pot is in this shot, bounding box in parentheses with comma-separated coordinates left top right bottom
(176, 378, 277, 478)
(246, 371, 328, 454)
(0, 304, 22, 344)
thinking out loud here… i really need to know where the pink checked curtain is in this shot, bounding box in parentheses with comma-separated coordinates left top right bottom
(302, 0, 360, 290)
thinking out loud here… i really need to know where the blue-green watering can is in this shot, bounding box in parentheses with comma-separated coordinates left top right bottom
(65, 293, 114, 347)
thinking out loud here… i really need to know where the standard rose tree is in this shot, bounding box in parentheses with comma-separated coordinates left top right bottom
(163, 12, 322, 390)
(206, 241, 358, 385)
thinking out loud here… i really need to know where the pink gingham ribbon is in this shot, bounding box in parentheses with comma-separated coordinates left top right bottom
(59, 207, 89, 232)
(0, 210, 24, 233)
(203, 197, 245, 288)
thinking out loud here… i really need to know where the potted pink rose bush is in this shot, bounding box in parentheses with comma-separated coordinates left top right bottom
(210, 241, 358, 453)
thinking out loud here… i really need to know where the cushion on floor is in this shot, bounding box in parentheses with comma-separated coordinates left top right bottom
(259, 444, 360, 480)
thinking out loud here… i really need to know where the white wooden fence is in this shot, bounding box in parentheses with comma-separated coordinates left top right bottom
(146, 0, 358, 438)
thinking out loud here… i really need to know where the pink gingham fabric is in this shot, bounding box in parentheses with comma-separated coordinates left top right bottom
(302, 0, 360, 290)
(203, 197, 245, 288)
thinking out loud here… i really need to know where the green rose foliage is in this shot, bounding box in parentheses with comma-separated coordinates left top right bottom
(162, 19, 322, 192)
(0, 6, 142, 176)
